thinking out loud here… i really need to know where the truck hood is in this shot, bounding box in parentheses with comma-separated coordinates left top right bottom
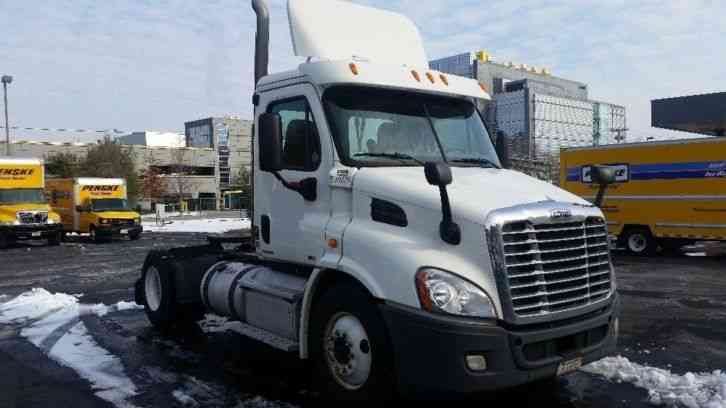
(353, 167, 591, 224)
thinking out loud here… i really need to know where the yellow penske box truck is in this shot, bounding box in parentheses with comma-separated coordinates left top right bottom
(560, 137, 726, 255)
(46, 178, 142, 243)
(0, 157, 63, 248)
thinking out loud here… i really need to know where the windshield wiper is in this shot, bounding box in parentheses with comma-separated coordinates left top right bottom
(354, 152, 425, 165)
(450, 157, 501, 169)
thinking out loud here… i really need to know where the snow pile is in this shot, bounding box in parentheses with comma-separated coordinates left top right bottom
(583, 356, 726, 407)
(0, 289, 141, 407)
(143, 217, 251, 233)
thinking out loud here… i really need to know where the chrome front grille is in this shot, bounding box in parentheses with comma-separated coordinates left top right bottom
(16, 211, 48, 225)
(499, 216, 612, 317)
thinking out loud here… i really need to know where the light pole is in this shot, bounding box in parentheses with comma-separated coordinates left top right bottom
(1, 75, 12, 156)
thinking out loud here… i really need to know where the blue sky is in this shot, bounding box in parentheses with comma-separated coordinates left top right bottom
(1, 0, 724, 142)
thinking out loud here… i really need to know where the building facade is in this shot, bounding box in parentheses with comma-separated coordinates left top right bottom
(431, 51, 627, 160)
(184, 117, 253, 203)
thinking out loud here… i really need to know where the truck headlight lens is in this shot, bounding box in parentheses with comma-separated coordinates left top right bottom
(415, 268, 497, 318)
(135, 218, 141, 225)
(99, 218, 109, 225)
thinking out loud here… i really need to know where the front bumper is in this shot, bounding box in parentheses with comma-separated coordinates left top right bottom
(95, 224, 143, 237)
(380, 295, 619, 396)
(1, 224, 63, 240)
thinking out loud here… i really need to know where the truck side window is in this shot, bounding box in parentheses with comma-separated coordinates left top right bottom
(268, 98, 321, 171)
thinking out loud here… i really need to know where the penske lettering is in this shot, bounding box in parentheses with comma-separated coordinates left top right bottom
(81, 185, 120, 192)
(0, 168, 34, 176)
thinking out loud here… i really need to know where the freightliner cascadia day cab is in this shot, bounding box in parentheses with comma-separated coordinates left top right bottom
(46, 178, 142, 243)
(0, 157, 63, 248)
(560, 137, 726, 255)
(135, 0, 620, 400)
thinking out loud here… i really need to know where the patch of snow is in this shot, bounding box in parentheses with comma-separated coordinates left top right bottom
(0, 289, 141, 407)
(114, 301, 143, 312)
(51, 322, 138, 407)
(172, 389, 200, 407)
(583, 356, 726, 407)
(235, 396, 299, 408)
(143, 217, 251, 233)
(686, 252, 708, 257)
(0, 288, 78, 324)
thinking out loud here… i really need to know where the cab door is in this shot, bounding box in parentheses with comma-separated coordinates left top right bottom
(254, 83, 333, 265)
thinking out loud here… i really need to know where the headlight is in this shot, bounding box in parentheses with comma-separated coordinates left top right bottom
(47, 219, 55, 224)
(135, 218, 141, 225)
(99, 218, 109, 225)
(415, 268, 497, 318)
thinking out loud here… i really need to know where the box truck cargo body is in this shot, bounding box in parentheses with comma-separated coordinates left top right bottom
(47, 178, 142, 242)
(0, 157, 62, 248)
(560, 138, 726, 254)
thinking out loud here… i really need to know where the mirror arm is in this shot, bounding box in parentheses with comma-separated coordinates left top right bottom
(594, 184, 608, 208)
(272, 171, 317, 202)
(437, 185, 461, 245)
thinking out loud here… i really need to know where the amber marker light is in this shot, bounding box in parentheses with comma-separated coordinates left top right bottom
(411, 70, 421, 82)
(349, 63, 359, 75)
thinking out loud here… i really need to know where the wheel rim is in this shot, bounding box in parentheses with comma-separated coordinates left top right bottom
(145, 266, 162, 312)
(323, 312, 372, 390)
(628, 233, 647, 253)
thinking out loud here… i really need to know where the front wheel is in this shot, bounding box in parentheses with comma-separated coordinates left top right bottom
(129, 230, 141, 241)
(311, 284, 395, 403)
(48, 231, 62, 246)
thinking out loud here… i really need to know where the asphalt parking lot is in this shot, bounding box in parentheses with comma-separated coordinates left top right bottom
(0, 233, 724, 408)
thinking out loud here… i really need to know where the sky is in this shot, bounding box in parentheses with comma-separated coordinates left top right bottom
(1, 0, 724, 143)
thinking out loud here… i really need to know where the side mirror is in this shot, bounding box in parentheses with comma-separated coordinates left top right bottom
(424, 162, 452, 186)
(591, 165, 616, 208)
(424, 162, 460, 245)
(495, 132, 510, 169)
(591, 165, 616, 186)
(258, 112, 283, 172)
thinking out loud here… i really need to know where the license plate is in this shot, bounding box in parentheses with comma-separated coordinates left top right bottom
(556, 357, 583, 376)
(32, 232, 42, 237)
(120, 229, 129, 235)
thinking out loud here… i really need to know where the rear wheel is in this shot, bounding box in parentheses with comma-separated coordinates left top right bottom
(311, 284, 395, 403)
(129, 230, 141, 241)
(140, 253, 202, 331)
(622, 227, 657, 256)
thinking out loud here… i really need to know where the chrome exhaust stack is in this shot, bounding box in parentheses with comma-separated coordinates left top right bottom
(251, 0, 270, 84)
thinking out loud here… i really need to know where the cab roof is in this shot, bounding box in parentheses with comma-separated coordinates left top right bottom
(256, 59, 491, 101)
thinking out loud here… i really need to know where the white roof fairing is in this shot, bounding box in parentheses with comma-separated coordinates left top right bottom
(288, 0, 429, 68)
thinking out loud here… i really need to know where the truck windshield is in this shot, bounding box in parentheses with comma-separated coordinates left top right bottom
(323, 86, 500, 168)
(92, 199, 130, 212)
(0, 188, 47, 204)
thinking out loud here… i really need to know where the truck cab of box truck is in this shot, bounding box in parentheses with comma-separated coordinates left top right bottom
(0, 157, 62, 248)
(136, 0, 619, 400)
(47, 178, 142, 243)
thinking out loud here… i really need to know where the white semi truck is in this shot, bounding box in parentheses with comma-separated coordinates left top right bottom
(135, 0, 619, 400)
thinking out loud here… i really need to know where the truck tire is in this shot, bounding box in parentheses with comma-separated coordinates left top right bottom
(48, 232, 61, 246)
(140, 253, 202, 331)
(0, 231, 12, 249)
(90, 226, 109, 244)
(622, 227, 657, 256)
(310, 284, 395, 403)
(129, 230, 141, 241)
